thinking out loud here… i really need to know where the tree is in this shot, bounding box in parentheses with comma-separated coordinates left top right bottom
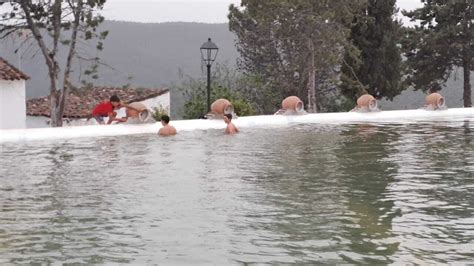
(402, 0, 473, 107)
(341, 0, 403, 101)
(1, 0, 108, 126)
(228, 0, 362, 112)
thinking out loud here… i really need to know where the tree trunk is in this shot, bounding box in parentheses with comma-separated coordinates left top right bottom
(49, 66, 62, 127)
(307, 39, 317, 113)
(21, 1, 63, 127)
(59, 0, 83, 120)
(50, 92, 62, 127)
(463, 58, 472, 107)
(462, 11, 472, 108)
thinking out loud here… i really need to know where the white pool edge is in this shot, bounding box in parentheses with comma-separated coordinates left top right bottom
(1, 108, 473, 143)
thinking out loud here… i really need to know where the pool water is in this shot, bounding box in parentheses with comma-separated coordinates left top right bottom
(1, 120, 473, 264)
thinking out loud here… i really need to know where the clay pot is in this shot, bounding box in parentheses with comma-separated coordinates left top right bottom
(425, 93, 445, 109)
(282, 96, 304, 112)
(211, 99, 234, 115)
(126, 102, 149, 121)
(357, 94, 377, 111)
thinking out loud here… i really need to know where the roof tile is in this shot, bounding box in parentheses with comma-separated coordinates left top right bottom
(0, 57, 29, 81)
(27, 86, 169, 118)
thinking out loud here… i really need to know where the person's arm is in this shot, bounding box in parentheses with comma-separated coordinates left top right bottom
(107, 111, 117, 124)
(114, 117, 128, 123)
(119, 102, 141, 112)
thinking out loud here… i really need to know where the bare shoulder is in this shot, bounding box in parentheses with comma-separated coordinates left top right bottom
(159, 125, 177, 136)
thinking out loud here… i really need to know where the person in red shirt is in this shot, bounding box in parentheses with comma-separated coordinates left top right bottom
(92, 95, 139, 125)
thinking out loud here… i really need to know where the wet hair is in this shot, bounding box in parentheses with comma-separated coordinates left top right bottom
(110, 95, 120, 103)
(161, 115, 170, 124)
(224, 113, 232, 120)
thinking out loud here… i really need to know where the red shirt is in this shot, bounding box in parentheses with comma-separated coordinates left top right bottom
(92, 101, 114, 117)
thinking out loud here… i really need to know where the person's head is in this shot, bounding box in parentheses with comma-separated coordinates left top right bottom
(110, 95, 121, 107)
(161, 115, 170, 125)
(224, 113, 232, 124)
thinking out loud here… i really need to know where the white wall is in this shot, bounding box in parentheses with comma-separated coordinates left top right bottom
(111, 91, 171, 120)
(137, 91, 171, 114)
(26, 91, 171, 128)
(0, 80, 26, 129)
(26, 115, 50, 128)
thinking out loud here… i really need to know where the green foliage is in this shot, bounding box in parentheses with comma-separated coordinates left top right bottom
(321, 95, 355, 113)
(402, 1, 473, 107)
(233, 74, 283, 114)
(340, 0, 403, 101)
(177, 63, 256, 119)
(228, 0, 364, 110)
(182, 85, 255, 119)
(152, 105, 169, 121)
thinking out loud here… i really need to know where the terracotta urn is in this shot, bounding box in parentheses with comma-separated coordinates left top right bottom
(356, 94, 377, 110)
(425, 93, 445, 109)
(126, 102, 149, 121)
(282, 96, 304, 112)
(211, 99, 234, 115)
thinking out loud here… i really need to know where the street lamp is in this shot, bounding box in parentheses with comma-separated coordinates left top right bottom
(200, 37, 219, 113)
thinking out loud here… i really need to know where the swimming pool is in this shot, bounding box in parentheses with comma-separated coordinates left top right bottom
(0, 119, 473, 263)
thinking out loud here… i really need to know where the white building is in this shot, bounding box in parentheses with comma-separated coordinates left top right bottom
(27, 86, 170, 128)
(0, 58, 29, 129)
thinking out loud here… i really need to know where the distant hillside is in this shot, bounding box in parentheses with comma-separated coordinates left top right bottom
(380, 70, 473, 110)
(0, 20, 470, 117)
(0, 21, 239, 116)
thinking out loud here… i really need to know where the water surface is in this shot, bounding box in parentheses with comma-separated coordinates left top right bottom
(1, 120, 473, 264)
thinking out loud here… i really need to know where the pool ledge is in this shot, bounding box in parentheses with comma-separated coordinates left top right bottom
(1, 107, 473, 143)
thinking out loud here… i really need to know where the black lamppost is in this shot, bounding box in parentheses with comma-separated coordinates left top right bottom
(200, 38, 219, 112)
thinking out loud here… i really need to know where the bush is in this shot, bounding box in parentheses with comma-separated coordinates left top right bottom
(183, 85, 256, 119)
(321, 95, 355, 112)
(151, 105, 169, 121)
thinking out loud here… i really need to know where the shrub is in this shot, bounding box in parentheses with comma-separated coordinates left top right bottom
(152, 105, 169, 121)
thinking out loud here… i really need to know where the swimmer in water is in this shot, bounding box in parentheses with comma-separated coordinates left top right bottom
(158, 115, 177, 136)
(224, 113, 239, 134)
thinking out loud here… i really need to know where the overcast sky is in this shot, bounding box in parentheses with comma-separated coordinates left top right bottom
(100, 0, 424, 25)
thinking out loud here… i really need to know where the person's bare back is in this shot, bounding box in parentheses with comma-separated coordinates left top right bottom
(158, 115, 177, 136)
(159, 125, 177, 136)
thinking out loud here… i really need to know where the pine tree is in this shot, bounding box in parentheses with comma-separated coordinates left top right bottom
(341, 0, 403, 101)
(402, 0, 473, 107)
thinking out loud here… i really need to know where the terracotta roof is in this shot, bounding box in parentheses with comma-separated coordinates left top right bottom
(0, 57, 30, 81)
(27, 86, 169, 118)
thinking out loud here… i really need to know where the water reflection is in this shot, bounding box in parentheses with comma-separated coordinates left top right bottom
(385, 123, 474, 263)
(335, 124, 401, 264)
(0, 120, 473, 264)
(463, 120, 471, 144)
